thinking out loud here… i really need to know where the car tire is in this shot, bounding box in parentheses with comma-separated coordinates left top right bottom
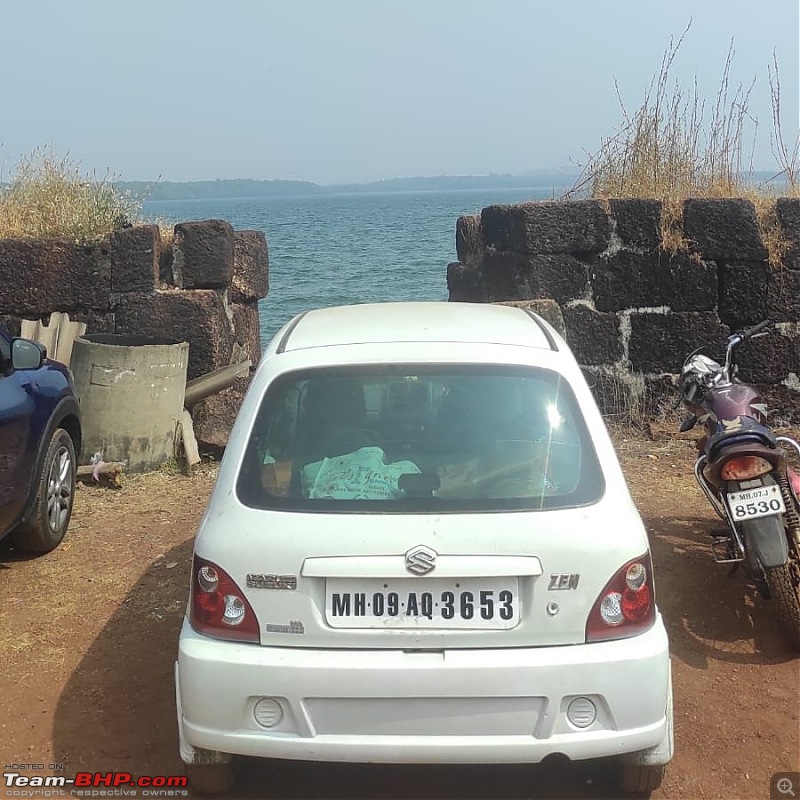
(618, 763, 665, 794)
(184, 762, 237, 795)
(13, 428, 77, 554)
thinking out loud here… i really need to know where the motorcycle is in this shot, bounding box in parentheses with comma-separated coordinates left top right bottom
(677, 319, 800, 650)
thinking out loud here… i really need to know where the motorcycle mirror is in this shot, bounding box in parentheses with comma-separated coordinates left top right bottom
(679, 415, 697, 433)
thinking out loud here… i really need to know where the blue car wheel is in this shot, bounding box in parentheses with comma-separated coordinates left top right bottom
(14, 428, 77, 553)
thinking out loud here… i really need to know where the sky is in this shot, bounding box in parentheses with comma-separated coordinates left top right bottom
(0, 0, 797, 184)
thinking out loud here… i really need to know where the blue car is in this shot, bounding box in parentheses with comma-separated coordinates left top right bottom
(0, 328, 82, 553)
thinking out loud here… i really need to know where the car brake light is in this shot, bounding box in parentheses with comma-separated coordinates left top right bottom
(190, 555, 260, 642)
(585, 554, 655, 642)
(720, 455, 773, 481)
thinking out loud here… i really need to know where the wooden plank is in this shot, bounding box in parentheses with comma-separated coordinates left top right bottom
(177, 409, 202, 467)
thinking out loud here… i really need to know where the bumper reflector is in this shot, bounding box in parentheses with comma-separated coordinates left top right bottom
(567, 697, 597, 728)
(254, 697, 284, 728)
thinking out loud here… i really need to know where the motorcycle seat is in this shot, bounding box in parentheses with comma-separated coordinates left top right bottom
(706, 417, 776, 461)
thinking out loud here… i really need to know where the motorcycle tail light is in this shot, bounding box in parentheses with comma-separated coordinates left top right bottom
(190, 555, 260, 643)
(586, 554, 656, 642)
(720, 456, 772, 481)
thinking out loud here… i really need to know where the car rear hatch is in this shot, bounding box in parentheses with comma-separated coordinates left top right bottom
(193, 492, 650, 649)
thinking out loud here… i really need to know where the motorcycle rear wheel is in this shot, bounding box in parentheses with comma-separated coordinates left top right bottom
(766, 557, 800, 651)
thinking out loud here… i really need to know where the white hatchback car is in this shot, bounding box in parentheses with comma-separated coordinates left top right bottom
(175, 302, 673, 795)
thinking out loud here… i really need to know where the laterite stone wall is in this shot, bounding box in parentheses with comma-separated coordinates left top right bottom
(448, 198, 800, 424)
(0, 220, 269, 451)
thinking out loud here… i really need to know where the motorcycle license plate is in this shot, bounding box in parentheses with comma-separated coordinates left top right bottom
(726, 485, 785, 521)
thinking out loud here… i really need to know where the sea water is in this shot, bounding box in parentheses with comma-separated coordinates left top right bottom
(143, 188, 554, 347)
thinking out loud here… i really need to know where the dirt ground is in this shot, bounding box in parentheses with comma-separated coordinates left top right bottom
(0, 427, 798, 800)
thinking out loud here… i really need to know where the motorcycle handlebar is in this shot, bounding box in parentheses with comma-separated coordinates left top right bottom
(740, 319, 772, 339)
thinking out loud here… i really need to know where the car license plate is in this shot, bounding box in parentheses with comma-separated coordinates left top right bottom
(325, 578, 519, 629)
(727, 484, 785, 521)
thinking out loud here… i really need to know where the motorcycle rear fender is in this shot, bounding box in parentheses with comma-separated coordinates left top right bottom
(705, 440, 785, 485)
(732, 475, 790, 568)
(740, 514, 789, 568)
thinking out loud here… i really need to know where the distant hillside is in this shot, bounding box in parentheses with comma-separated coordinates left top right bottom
(118, 171, 580, 202)
(327, 172, 579, 194)
(117, 178, 322, 202)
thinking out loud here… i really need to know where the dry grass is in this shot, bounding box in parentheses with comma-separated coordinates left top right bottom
(0, 147, 144, 243)
(566, 23, 800, 265)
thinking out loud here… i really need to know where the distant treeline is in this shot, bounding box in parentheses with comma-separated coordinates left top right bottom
(116, 171, 580, 202)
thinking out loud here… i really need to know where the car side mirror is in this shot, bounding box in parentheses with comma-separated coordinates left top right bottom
(11, 338, 46, 370)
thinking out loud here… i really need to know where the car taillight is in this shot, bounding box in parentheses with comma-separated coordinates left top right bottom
(585, 554, 656, 642)
(720, 455, 773, 481)
(189, 555, 260, 642)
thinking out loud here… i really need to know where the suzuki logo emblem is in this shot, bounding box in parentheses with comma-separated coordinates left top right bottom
(405, 545, 437, 575)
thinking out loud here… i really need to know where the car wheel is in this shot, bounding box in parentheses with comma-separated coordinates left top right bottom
(618, 762, 665, 794)
(14, 428, 76, 554)
(184, 762, 237, 795)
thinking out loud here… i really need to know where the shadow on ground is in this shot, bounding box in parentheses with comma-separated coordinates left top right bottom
(51, 541, 634, 800)
(645, 512, 797, 667)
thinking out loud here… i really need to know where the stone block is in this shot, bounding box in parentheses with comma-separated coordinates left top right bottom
(476, 251, 588, 304)
(456, 215, 483, 266)
(562, 304, 623, 366)
(232, 230, 269, 302)
(172, 219, 234, 289)
(718, 262, 769, 328)
(0, 238, 111, 316)
(191, 375, 249, 453)
(481, 200, 610, 255)
(757, 383, 800, 427)
(776, 198, 800, 269)
(110, 225, 160, 293)
(683, 198, 768, 261)
(480, 250, 529, 301)
(495, 299, 566, 337)
(517, 254, 588, 304)
(660, 251, 718, 312)
(610, 199, 662, 251)
(65, 245, 113, 310)
(592, 251, 656, 311)
(767, 268, 800, 321)
(0, 315, 19, 337)
(115, 289, 235, 380)
(232, 300, 262, 367)
(64, 311, 116, 335)
(591, 250, 716, 312)
(735, 330, 795, 384)
(447, 262, 485, 302)
(628, 311, 730, 374)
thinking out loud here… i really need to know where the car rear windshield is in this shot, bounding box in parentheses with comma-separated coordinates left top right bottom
(236, 364, 604, 512)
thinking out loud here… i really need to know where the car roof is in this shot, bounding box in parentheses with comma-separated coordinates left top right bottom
(276, 302, 557, 353)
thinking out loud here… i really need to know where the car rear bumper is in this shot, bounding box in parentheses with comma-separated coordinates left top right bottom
(176, 616, 671, 765)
